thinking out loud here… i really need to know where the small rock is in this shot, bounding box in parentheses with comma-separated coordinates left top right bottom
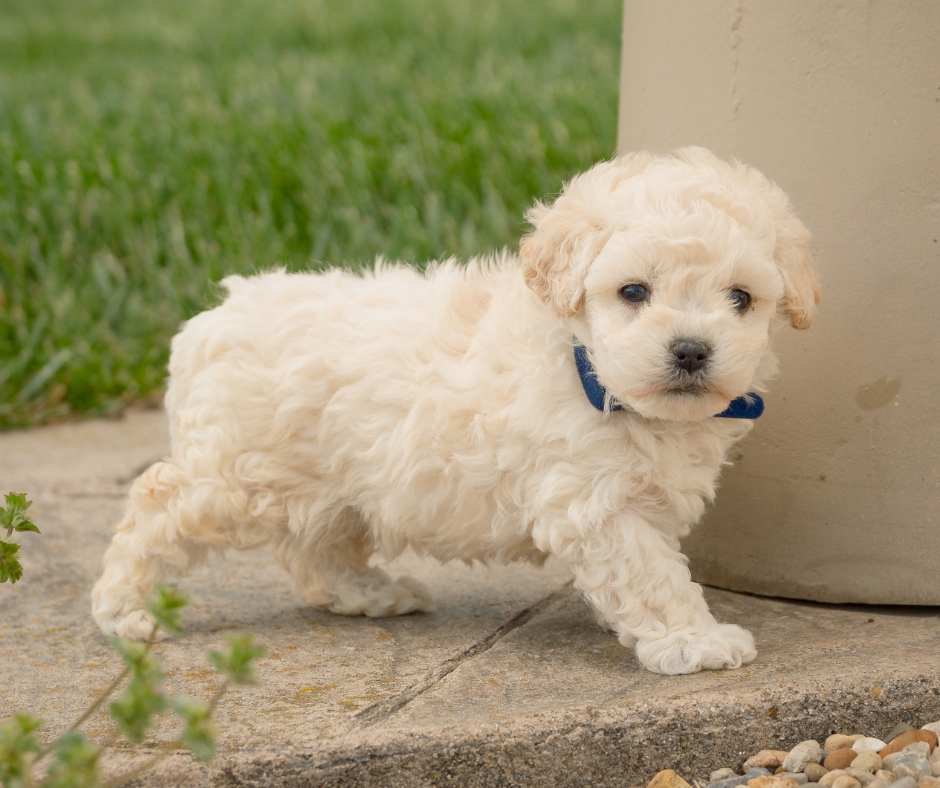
(748, 753, 793, 771)
(918, 777, 940, 788)
(884, 778, 917, 788)
(825, 738, 855, 753)
(806, 765, 830, 782)
(831, 776, 862, 788)
(900, 756, 932, 778)
(712, 769, 739, 782)
(882, 732, 939, 758)
(855, 740, 889, 755)
(853, 753, 885, 773)
(922, 723, 940, 739)
(748, 777, 799, 788)
(748, 770, 776, 778)
(786, 742, 825, 774)
(826, 751, 860, 771)
(777, 773, 809, 785)
(932, 749, 940, 766)
(845, 768, 876, 786)
(893, 757, 931, 781)
(904, 745, 933, 759)
(709, 775, 751, 788)
(820, 772, 848, 788)
(886, 726, 916, 743)
(648, 769, 692, 788)
(868, 773, 896, 788)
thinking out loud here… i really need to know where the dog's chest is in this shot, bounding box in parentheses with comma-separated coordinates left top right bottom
(627, 420, 743, 533)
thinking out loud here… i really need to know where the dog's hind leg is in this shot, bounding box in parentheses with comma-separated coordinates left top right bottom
(91, 461, 275, 640)
(271, 509, 434, 617)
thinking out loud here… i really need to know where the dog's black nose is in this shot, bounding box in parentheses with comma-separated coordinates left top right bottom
(671, 339, 712, 374)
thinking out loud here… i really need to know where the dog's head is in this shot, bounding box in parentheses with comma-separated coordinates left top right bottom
(521, 147, 820, 421)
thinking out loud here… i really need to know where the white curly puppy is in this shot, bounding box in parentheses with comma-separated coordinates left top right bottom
(92, 148, 819, 675)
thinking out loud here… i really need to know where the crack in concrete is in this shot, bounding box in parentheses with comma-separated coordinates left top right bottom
(352, 579, 575, 727)
(729, 0, 744, 121)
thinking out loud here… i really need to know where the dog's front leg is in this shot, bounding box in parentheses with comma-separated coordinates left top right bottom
(564, 512, 756, 675)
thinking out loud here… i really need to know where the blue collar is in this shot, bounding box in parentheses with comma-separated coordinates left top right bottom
(573, 342, 763, 419)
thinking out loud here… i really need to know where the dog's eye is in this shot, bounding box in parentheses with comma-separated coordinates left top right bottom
(729, 289, 751, 313)
(620, 284, 650, 303)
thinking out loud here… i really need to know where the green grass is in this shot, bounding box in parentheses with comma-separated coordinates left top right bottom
(0, 0, 622, 428)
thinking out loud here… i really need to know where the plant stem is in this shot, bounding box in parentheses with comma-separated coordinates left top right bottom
(206, 680, 229, 712)
(30, 624, 234, 788)
(35, 624, 159, 761)
(98, 681, 230, 788)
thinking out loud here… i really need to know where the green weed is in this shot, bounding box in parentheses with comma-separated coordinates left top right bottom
(1, 508, 266, 788)
(0, 492, 39, 584)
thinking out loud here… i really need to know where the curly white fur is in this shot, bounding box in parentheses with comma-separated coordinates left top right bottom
(92, 148, 819, 675)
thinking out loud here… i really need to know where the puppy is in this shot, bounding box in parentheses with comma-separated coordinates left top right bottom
(92, 147, 819, 675)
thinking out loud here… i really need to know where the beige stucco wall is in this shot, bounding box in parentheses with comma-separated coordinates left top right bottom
(618, 1, 940, 603)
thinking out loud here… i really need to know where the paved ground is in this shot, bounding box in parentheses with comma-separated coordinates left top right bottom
(1, 408, 939, 787)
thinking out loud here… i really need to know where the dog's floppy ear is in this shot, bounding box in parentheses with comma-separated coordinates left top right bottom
(744, 167, 821, 330)
(771, 206, 820, 330)
(520, 198, 596, 317)
(521, 155, 656, 317)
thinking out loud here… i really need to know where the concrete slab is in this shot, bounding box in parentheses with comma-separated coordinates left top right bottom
(1, 409, 939, 787)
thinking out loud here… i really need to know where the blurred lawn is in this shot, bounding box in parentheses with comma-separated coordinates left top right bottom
(0, 0, 622, 428)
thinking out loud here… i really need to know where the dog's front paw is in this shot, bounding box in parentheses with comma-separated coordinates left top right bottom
(94, 607, 170, 642)
(634, 623, 756, 675)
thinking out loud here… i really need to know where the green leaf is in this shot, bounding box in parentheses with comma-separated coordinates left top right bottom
(1, 493, 29, 519)
(0, 540, 23, 584)
(148, 584, 189, 637)
(170, 697, 217, 763)
(45, 730, 100, 788)
(1, 493, 39, 534)
(109, 676, 167, 743)
(209, 634, 266, 686)
(109, 637, 150, 669)
(108, 638, 167, 742)
(0, 713, 44, 788)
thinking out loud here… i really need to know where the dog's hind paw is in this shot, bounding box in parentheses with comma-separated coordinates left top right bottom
(633, 623, 756, 675)
(326, 573, 435, 618)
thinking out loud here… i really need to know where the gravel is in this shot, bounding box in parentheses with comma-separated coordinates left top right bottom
(637, 721, 940, 788)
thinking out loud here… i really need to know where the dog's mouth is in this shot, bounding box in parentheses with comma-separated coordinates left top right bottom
(616, 366, 747, 420)
(632, 375, 747, 419)
(663, 384, 710, 396)
(628, 376, 727, 401)
(661, 374, 714, 396)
